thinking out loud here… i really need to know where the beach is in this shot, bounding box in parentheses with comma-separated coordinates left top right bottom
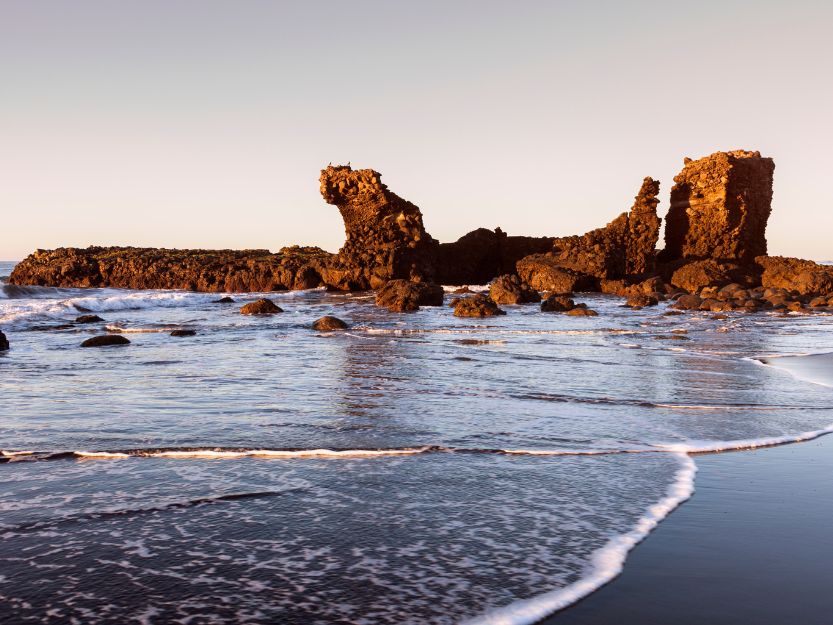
(548, 432, 833, 624)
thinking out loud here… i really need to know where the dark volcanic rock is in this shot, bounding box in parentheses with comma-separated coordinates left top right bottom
(170, 329, 197, 337)
(312, 316, 349, 331)
(437, 228, 553, 285)
(452, 294, 506, 318)
(75, 315, 104, 324)
(488, 274, 541, 305)
(661, 150, 775, 265)
(540, 294, 576, 312)
(240, 299, 283, 315)
(10, 246, 330, 292)
(0, 331, 8, 351)
(215, 297, 235, 303)
(375, 280, 444, 312)
(318, 165, 439, 290)
(81, 335, 130, 348)
(756, 256, 833, 297)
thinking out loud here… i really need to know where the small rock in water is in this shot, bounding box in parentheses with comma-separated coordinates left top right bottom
(215, 296, 235, 304)
(376, 280, 444, 312)
(625, 294, 658, 308)
(240, 299, 283, 315)
(170, 330, 197, 337)
(488, 274, 541, 305)
(75, 315, 104, 324)
(541, 294, 576, 312)
(0, 331, 9, 351)
(567, 308, 598, 316)
(312, 316, 349, 331)
(81, 335, 131, 348)
(452, 294, 506, 317)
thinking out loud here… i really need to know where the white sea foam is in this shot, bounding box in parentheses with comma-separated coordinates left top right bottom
(75, 451, 131, 459)
(462, 452, 697, 625)
(143, 447, 433, 459)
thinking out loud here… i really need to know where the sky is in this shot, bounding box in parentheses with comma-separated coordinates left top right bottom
(2, 0, 831, 260)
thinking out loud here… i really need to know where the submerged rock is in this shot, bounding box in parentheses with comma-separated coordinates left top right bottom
(75, 315, 104, 324)
(566, 307, 598, 316)
(0, 331, 8, 351)
(81, 335, 130, 348)
(375, 280, 444, 312)
(240, 299, 283, 315)
(452, 294, 506, 317)
(488, 274, 541, 305)
(625, 294, 659, 308)
(170, 329, 197, 337)
(215, 296, 235, 304)
(312, 316, 349, 331)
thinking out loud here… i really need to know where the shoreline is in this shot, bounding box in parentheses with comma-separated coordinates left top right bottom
(545, 432, 833, 625)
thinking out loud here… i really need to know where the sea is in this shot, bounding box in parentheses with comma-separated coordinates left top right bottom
(1, 259, 832, 625)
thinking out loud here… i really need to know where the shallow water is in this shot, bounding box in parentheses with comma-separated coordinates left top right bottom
(2, 260, 832, 624)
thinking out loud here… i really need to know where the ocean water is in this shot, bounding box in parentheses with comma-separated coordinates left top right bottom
(1, 259, 832, 624)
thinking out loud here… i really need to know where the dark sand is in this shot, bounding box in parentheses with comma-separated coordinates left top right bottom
(546, 434, 833, 625)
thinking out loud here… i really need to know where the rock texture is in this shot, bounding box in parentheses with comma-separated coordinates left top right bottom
(540, 294, 576, 312)
(319, 165, 439, 290)
(375, 280, 444, 312)
(756, 256, 833, 297)
(10, 246, 330, 292)
(0, 331, 9, 351)
(662, 151, 775, 265)
(488, 274, 541, 305)
(515, 177, 661, 290)
(452, 295, 506, 317)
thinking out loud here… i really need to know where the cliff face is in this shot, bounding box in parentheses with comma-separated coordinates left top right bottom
(317, 165, 439, 290)
(661, 150, 774, 265)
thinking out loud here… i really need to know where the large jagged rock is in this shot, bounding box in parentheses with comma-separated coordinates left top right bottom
(515, 177, 661, 290)
(488, 274, 541, 304)
(756, 256, 833, 297)
(661, 150, 774, 265)
(10, 246, 331, 292)
(318, 165, 439, 290)
(436, 228, 553, 285)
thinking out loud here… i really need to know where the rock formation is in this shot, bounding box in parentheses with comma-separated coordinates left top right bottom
(312, 316, 349, 331)
(318, 165, 439, 290)
(375, 279, 444, 312)
(437, 228, 553, 285)
(80, 335, 130, 348)
(756, 256, 833, 296)
(452, 294, 506, 317)
(10, 246, 331, 292)
(661, 150, 774, 265)
(0, 331, 9, 351)
(515, 177, 661, 290)
(488, 274, 541, 305)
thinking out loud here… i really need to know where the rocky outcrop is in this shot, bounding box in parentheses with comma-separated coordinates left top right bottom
(515, 177, 661, 291)
(437, 228, 553, 285)
(756, 256, 833, 296)
(661, 150, 774, 265)
(375, 280, 444, 312)
(318, 165, 439, 290)
(10, 246, 331, 292)
(540, 294, 576, 312)
(488, 274, 541, 304)
(667, 259, 754, 293)
(0, 331, 9, 351)
(240, 299, 283, 315)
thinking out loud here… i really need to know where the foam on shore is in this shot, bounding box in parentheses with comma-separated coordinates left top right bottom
(756, 351, 833, 388)
(461, 453, 697, 625)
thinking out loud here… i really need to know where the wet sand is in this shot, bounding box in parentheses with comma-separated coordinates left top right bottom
(546, 433, 833, 625)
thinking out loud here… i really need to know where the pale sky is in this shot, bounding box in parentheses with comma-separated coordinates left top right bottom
(2, 0, 831, 261)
